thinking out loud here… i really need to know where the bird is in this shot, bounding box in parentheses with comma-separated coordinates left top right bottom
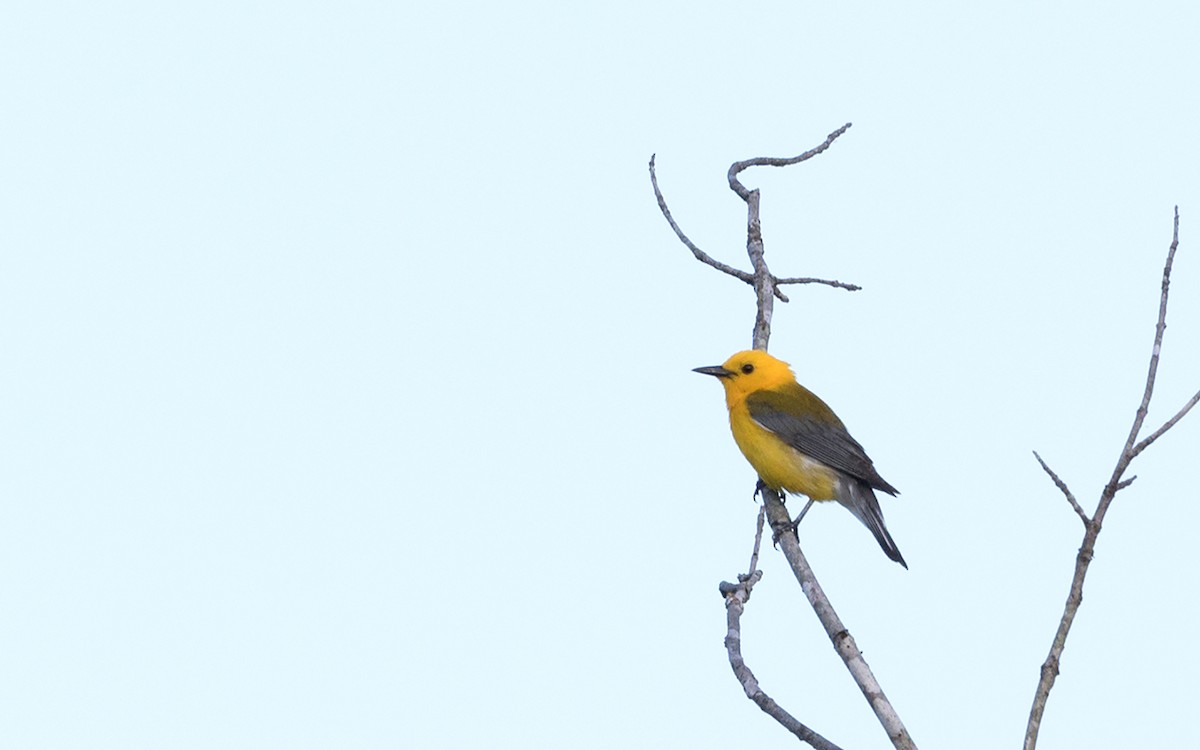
(694, 349, 907, 567)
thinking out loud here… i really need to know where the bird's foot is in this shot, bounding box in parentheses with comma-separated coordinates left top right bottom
(769, 519, 796, 547)
(769, 499, 814, 546)
(790, 499, 815, 529)
(754, 480, 788, 503)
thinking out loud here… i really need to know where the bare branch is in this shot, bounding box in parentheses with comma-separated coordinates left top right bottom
(761, 491, 917, 750)
(728, 123, 853, 200)
(722, 573, 844, 750)
(776, 276, 863, 292)
(681, 124, 913, 748)
(650, 154, 793, 302)
(734, 127, 913, 747)
(747, 502, 766, 578)
(1132, 388, 1200, 458)
(649, 154, 754, 283)
(1024, 523, 1098, 750)
(1107, 206, 1181, 490)
(744, 188, 775, 351)
(719, 505, 843, 750)
(1024, 207, 1194, 750)
(651, 126, 860, 310)
(723, 126, 857, 349)
(1032, 451, 1089, 525)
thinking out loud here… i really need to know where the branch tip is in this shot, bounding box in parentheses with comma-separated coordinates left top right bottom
(728, 123, 853, 200)
(776, 276, 863, 292)
(1032, 451, 1089, 524)
(649, 153, 755, 283)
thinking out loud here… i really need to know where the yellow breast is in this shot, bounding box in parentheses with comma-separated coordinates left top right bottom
(729, 401, 838, 500)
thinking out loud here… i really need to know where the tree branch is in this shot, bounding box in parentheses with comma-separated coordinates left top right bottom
(662, 125, 915, 748)
(763, 491, 916, 750)
(720, 507, 844, 750)
(733, 127, 913, 748)
(649, 154, 756, 285)
(727, 123, 853, 200)
(1106, 207, 1182, 485)
(777, 276, 862, 292)
(1024, 207, 1195, 750)
(1132, 388, 1200, 459)
(650, 124, 861, 309)
(1031, 451, 1089, 525)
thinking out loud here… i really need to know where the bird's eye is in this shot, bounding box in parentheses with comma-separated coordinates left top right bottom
(741, 363, 755, 374)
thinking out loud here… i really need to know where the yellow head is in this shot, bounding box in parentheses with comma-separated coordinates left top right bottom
(693, 350, 797, 407)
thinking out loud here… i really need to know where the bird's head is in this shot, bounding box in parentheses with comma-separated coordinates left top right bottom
(693, 349, 796, 403)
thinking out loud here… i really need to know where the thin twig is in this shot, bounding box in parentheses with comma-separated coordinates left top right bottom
(728, 123, 853, 200)
(719, 505, 842, 750)
(1132, 388, 1200, 458)
(1024, 207, 1195, 750)
(1032, 451, 1089, 525)
(722, 573, 843, 750)
(651, 129, 861, 305)
(724, 126, 856, 349)
(649, 154, 754, 284)
(1106, 207, 1181, 492)
(777, 276, 862, 292)
(650, 154, 795, 302)
(747, 503, 766, 578)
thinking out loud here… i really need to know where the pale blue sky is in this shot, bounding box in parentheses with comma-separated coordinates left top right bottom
(3, 2, 1198, 748)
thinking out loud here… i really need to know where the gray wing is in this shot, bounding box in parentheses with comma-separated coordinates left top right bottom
(746, 387, 899, 496)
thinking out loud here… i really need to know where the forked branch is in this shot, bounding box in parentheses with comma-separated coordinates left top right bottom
(649, 124, 861, 311)
(655, 125, 915, 750)
(1025, 207, 1194, 750)
(720, 507, 844, 750)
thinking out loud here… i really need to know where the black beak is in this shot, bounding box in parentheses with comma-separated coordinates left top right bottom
(693, 365, 733, 378)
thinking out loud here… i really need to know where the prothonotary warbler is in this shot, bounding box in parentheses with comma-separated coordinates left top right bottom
(694, 349, 907, 568)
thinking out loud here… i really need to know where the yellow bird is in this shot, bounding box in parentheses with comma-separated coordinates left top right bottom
(694, 349, 906, 568)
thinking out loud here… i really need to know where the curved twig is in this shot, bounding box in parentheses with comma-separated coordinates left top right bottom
(723, 581, 844, 750)
(650, 126, 861, 308)
(649, 154, 755, 285)
(720, 507, 844, 750)
(727, 123, 853, 200)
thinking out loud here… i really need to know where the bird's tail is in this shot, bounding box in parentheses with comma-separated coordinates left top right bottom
(836, 478, 907, 568)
